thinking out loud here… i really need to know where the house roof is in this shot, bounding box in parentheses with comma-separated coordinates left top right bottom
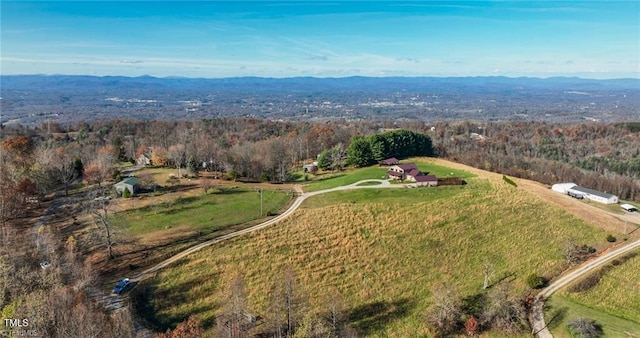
(397, 163, 418, 171)
(380, 157, 399, 164)
(387, 170, 403, 177)
(406, 169, 421, 177)
(117, 177, 139, 186)
(415, 175, 438, 182)
(570, 186, 617, 199)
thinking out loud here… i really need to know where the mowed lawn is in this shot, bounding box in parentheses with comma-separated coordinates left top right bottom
(120, 188, 292, 236)
(141, 167, 612, 336)
(303, 157, 475, 192)
(549, 250, 640, 338)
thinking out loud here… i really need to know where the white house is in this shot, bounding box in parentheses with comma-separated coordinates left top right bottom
(567, 186, 618, 205)
(136, 154, 151, 166)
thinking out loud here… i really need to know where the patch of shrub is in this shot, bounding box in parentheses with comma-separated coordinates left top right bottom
(526, 273, 546, 289)
(568, 269, 607, 293)
(606, 234, 616, 242)
(502, 175, 517, 187)
(567, 317, 603, 338)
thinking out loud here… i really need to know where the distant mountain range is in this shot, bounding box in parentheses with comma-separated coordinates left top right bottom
(1, 75, 639, 125)
(3, 74, 639, 91)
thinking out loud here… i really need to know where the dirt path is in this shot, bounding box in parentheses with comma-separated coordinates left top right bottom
(120, 161, 638, 337)
(427, 158, 639, 235)
(420, 159, 640, 338)
(531, 238, 640, 337)
(131, 179, 400, 282)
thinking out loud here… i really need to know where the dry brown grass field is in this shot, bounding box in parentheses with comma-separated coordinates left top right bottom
(134, 160, 626, 336)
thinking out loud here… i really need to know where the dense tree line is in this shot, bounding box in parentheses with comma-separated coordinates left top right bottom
(2, 119, 639, 202)
(429, 121, 640, 202)
(346, 129, 434, 167)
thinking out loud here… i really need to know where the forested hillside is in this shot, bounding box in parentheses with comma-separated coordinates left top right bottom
(2, 119, 639, 208)
(430, 121, 640, 201)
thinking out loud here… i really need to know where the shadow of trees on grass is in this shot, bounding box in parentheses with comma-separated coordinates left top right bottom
(347, 298, 415, 335)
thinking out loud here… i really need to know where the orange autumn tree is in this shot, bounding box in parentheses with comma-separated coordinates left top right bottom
(155, 315, 203, 338)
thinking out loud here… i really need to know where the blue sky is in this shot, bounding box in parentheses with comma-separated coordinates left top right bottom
(1, 1, 638, 78)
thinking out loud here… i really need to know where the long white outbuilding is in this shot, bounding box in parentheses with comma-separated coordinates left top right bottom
(551, 182, 619, 205)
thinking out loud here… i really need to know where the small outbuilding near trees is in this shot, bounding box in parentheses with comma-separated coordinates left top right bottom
(568, 186, 618, 204)
(114, 177, 139, 196)
(552, 182, 619, 204)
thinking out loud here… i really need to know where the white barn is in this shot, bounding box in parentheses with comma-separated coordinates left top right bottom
(552, 183, 577, 194)
(568, 186, 618, 205)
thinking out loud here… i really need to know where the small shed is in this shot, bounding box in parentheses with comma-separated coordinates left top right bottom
(114, 177, 139, 196)
(621, 204, 638, 212)
(302, 161, 318, 173)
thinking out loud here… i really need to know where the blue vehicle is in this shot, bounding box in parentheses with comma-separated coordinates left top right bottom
(112, 278, 130, 294)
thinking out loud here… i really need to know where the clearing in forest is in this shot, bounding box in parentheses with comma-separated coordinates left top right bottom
(134, 161, 620, 336)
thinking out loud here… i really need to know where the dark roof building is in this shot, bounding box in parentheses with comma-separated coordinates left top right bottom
(379, 157, 399, 166)
(414, 175, 437, 183)
(396, 163, 418, 172)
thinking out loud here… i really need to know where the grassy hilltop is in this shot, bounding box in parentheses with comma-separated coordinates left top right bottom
(134, 159, 619, 336)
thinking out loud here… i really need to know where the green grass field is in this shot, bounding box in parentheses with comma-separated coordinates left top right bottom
(120, 187, 292, 235)
(547, 249, 640, 337)
(303, 157, 474, 192)
(547, 295, 640, 338)
(135, 162, 613, 336)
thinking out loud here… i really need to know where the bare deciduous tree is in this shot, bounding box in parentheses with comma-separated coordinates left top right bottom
(323, 289, 347, 337)
(218, 273, 250, 338)
(564, 238, 593, 265)
(51, 147, 78, 196)
(267, 265, 306, 337)
(87, 188, 116, 260)
(567, 317, 603, 338)
(481, 284, 526, 334)
(425, 284, 463, 336)
(483, 260, 495, 289)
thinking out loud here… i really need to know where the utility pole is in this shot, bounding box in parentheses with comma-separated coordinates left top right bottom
(257, 188, 263, 217)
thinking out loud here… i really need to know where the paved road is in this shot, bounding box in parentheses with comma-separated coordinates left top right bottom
(132, 179, 399, 281)
(532, 238, 640, 337)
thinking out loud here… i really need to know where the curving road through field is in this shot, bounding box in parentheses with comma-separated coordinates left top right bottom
(120, 177, 639, 338)
(132, 179, 399, 281)
(531, 237, 640, 338)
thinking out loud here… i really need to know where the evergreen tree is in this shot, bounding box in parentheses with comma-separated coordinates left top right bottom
(346, 136, 373, 167)
(317, 149, 332, 170)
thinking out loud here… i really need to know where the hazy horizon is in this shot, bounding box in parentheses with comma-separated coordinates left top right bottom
(2, 1, 639, 79)
(2, 73, 640, 81)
